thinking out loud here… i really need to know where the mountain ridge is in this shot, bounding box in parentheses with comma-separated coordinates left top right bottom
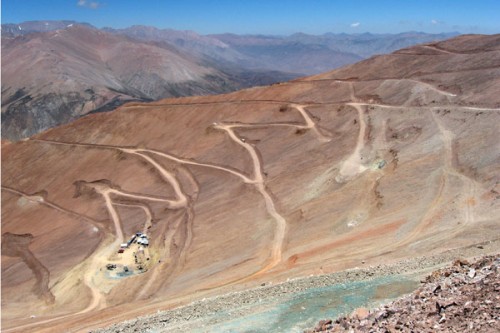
(1, 24, 298, 140)
(2, 20, 460, 73)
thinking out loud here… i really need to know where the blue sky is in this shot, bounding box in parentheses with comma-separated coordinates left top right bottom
(2, 0, 499, 35)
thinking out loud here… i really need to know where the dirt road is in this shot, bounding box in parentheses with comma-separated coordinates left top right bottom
(336, 103, 368, 182)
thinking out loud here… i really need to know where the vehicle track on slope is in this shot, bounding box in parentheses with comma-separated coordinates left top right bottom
(421, 45, 458, 54)
(1, 186, 115, 312)
(32, 103, 328, 276)
(32, 139, 255, 183)
(121, 149, 188, 207)
(394, 78, 457, 97)
(209, 103, 331, 272)
(29, 101, 498, 283)
(335, 103, 368, 182)
(1, 186, 110, 330)
(113, 202, 153, 234)
(278, 100, 496, 266)
(11, 149, 193, 318)
(1, 186, 102, 229)
(345, 103, 500, 112)
(79, 151, 192, 302)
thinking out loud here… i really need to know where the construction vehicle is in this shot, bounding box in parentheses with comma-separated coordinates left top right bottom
(127, 235, 137, 247)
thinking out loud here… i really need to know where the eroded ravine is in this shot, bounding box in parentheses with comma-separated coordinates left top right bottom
(1, 232, 55, 304)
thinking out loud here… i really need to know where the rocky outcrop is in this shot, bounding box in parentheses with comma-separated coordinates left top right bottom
(307, 255, 500, 333)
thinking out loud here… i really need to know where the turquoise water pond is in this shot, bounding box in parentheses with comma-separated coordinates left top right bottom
(192, 274, 419, 333)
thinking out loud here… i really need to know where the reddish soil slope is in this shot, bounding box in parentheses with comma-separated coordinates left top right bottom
(1, 34, 499, 332)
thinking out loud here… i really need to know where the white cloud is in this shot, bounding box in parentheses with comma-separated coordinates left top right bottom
(350, 22, 360, 28)
(431, 19, 447, 27)
(77, 0, 102, 9)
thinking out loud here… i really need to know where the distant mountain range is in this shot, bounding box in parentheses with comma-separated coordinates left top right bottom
(1, 20, 459, 139)
(104, 26, 458, 74)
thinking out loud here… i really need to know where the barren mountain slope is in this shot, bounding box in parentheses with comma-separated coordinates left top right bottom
(102, 25, 249, 66)
(112, 28, 363, 74)
(0, 25, 215, 140)
(1, 34, 499, 332)
(208, 32, 457, 74)
(3, 21, 457, 76)
(1, 25, 296, 140)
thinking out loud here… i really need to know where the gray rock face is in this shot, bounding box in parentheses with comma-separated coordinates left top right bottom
(2, 91, 89, 140)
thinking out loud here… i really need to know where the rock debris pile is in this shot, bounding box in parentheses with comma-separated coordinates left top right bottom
(307, 255, 500, 333)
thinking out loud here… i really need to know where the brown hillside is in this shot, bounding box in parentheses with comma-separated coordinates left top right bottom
(1, 25, 297, 140)
(1, 34, 499, 332)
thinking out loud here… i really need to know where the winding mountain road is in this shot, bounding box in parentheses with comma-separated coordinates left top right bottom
(12, 95, 496, 333)
(212, 103, 331, 270)
(31, 103, 330, 276)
